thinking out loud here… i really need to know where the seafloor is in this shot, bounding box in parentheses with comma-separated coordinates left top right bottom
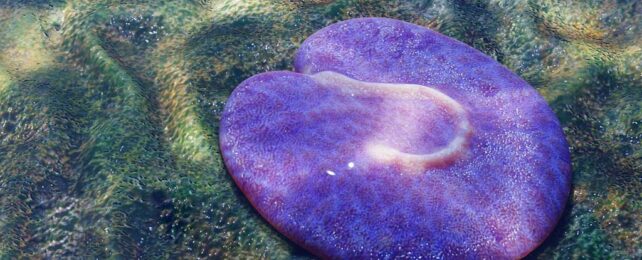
(0, 0, 639, 259)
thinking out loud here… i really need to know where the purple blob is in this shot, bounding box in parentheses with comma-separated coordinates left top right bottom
(219, 18, 571, 259)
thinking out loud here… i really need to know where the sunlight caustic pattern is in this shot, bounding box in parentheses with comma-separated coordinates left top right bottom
(0, 0, 640, 259)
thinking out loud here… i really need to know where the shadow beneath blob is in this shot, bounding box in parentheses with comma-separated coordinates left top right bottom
(525, 191, 574, 259)
(219, 162, 316, 259)
(527, 61, 641, 258)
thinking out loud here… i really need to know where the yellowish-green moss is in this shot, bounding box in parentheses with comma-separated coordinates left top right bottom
(0, 0, 640, 258)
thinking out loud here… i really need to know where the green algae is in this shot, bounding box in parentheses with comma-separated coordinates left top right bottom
(0, 0, 640, 259)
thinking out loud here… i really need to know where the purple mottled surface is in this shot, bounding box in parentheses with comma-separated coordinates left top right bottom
(219, 18, 571, 259)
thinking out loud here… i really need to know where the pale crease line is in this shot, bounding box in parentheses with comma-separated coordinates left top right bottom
(310, 70, 473, 171)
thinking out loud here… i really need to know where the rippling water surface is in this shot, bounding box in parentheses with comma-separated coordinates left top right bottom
(0, 0, 640, 258)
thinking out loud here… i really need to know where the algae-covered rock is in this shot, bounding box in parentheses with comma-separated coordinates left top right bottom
(0, 0, 640, 258)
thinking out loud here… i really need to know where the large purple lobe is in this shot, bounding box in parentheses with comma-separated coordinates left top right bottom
(219, 18, 571, 259)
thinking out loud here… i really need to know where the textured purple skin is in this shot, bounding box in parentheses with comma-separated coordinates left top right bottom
(219, 18, 571, 259)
